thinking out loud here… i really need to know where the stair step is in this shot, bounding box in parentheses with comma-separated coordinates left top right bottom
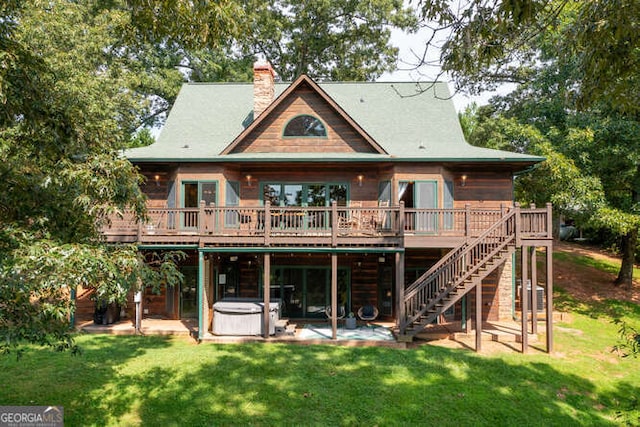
(284, 324, 297, 336)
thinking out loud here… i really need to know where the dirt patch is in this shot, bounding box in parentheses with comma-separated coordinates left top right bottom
(553, 241, 640, 304)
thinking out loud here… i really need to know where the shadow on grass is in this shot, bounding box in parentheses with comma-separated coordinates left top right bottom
(67, 343, 629, 425)
(0, 334, 173, 424)
(2, 332, 639, 425)
(555, 286, 640, 323)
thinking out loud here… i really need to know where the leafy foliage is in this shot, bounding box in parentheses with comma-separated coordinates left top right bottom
(242, 0, 418, 81)
(0, 0, 194, 354)
(462, 53, 640, 287)
(417, 0, 640, 114)
(612, 319, 640, 358)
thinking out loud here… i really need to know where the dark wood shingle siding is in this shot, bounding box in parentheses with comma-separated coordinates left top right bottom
(231, 85, 377, 154)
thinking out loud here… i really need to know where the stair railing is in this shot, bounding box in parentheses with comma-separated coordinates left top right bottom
(400, 207, 518, 333)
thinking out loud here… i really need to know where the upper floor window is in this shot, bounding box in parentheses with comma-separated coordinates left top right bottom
(283, 115, 327, 137)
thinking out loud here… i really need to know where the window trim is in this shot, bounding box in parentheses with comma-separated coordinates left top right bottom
(180, 180, 218, 208)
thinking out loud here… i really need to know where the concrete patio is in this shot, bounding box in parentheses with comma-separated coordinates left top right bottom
(77, 317, 553, 351)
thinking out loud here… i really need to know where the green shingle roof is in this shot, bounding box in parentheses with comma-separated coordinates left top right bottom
(126, 80, 543, 165)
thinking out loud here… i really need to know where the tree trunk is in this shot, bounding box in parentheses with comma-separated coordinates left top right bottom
(615, 228, 638, 290)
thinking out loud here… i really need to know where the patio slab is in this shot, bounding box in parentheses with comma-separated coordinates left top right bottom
(77, 319, 196, 336)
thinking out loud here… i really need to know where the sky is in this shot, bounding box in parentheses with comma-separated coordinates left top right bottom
(378, 26, 511, 112)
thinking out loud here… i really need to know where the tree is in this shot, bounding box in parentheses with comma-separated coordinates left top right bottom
(463, 108, 605, 226)
(463, 66, 640, 288)
(82, 1, 418, 130)
(439, 0, 639, 288)
(0, 0, 243, 354)
(235, 0, 418, 81)
(416, 0, 640, 114)
(125, 0, 419, 127)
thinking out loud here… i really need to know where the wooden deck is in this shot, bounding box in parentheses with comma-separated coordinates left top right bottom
(102, 203, 552, 248)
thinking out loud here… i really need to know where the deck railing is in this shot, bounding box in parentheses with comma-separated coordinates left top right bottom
(101, 202, 552, 243)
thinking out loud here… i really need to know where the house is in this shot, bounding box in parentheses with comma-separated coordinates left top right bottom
(96, 62, 553, 351)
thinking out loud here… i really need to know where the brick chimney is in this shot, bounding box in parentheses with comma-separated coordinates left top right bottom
(253, 60, 276, 118)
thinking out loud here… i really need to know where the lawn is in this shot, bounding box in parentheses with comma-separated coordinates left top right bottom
(1, 246, 639, 426)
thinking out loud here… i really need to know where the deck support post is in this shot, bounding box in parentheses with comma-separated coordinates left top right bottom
(331, 253, 338, 340)
(475, 281, 482, 351)
(263, 252, 271, 339)
(531, 246, 538, 334)
(545, 203, 554, 353)
(546, 244, 553, 353)
(395, 251, 405, 330)
(521, 246, 529, 353)
(134, 288, 142, 334)
(264, 201, 271, 247)
(464, 295, 471, 334)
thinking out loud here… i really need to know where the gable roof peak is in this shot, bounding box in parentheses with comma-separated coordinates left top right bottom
(221, 74, 388, 155)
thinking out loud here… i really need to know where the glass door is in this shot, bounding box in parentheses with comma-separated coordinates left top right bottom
(269, 266, 350, 319)
(400, 181, 437, 232)
(180, 266, 198, 319)
(415, 181, 438, 232)
(305, 268, 328, 318)
(181, 181, 217, 229)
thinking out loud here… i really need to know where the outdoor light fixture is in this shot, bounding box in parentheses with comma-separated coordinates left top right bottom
(357, 174, 364, 186)
(460, 174, 468, 187)
(154, 174, 160, 186)
(245, 174, 252, 186)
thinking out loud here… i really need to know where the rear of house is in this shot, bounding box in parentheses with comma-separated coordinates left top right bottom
(89, 62, 552, 348)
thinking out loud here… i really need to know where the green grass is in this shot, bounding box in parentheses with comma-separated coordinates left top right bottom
(554, 250, 640, 279)
(1, 317, 639, 426)
(1, 248, 639, 426)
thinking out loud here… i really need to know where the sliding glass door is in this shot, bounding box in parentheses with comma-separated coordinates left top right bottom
(262, 182, 348, 230)
(268, 266, 350, 318)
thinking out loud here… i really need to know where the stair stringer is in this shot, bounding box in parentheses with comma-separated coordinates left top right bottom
(399, 209, 518, 339)
(402, 246, 515, 336)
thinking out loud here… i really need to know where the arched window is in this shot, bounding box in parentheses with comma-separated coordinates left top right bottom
(283, 115, 327, 137)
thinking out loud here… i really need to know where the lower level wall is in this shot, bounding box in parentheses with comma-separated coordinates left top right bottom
(74, 247, 517, 326)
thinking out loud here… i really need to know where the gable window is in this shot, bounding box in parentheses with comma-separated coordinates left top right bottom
(283, 114, 327, 137)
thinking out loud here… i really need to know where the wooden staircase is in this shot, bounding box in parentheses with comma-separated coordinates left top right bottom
(398, 209, 518, 340)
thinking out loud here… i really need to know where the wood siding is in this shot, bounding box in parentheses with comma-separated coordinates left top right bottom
(231, 82, 377, 154)
(453, 171, 513, 208)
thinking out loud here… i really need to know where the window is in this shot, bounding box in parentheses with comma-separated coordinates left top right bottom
(262, 183, 347, 207)
(182, 181, 216, 208)
(283, 115, 327, 137)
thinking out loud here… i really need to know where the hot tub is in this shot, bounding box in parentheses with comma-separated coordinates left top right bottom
(212, 299, 280, 336)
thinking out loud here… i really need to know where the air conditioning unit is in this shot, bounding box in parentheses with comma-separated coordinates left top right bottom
(517, 280, 544, 312)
